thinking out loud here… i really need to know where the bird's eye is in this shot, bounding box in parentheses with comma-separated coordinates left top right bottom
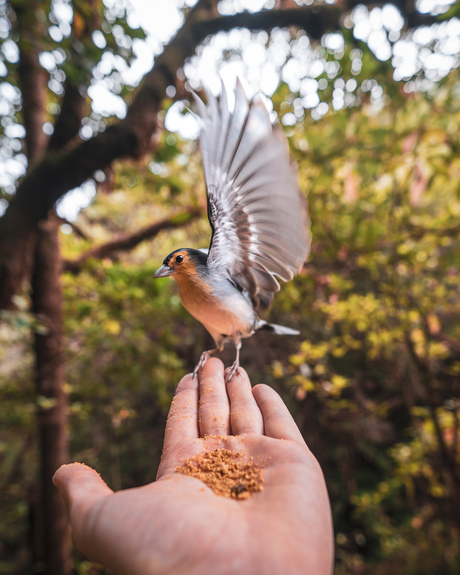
(175, 255, 184, 264)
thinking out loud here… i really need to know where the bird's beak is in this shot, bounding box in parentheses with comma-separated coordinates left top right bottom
(153, 264, 174, 278)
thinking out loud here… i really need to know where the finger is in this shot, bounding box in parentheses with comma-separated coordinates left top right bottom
(53, 463, 113, 512)
(227, 367, 263, 435)
(163, 373, 199, 452)
(198, 358, 231, 436)
(53, 463, 113, 562)
(252, 384, 306, 444)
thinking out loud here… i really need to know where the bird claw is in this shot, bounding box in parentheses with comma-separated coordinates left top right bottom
(193, 351, 241, 383)
(193, 351, 210, 378)
(225, 362, 241, 383)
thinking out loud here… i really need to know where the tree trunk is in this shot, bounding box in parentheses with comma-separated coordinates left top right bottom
(31, 214, 71, 575)
(0, 204, 37, 310)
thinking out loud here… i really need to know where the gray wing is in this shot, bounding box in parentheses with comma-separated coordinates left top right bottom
(194, 79, 310, 313)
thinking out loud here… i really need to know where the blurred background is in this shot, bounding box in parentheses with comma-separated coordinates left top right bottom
(0, 0, 459, 573)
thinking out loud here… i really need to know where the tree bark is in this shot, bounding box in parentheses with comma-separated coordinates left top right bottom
(11, 3, 72, 571)
(31, 214, 71, 575)
(14, 0, 48, 164)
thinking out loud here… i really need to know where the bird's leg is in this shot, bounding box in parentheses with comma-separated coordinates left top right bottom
(193, 345, 222, 378)
(225, 339, 242, 383)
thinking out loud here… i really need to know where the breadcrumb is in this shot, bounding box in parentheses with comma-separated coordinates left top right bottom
(176, 449, 264, 500)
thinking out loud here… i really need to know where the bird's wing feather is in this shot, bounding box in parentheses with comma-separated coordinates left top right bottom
(195, 80, 310, 312)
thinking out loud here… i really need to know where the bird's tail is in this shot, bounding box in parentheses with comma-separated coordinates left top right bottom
(256, 320, 299, 336)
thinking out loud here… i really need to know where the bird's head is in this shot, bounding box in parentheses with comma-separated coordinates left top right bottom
(153, 248, 208, 280)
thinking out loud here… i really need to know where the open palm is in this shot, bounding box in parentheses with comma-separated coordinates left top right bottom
(54, 359, 334, 575)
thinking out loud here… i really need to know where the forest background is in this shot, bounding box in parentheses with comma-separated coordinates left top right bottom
(0, 0, 459, 574)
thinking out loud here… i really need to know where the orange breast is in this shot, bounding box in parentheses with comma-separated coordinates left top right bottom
(174, 274, 254, 339)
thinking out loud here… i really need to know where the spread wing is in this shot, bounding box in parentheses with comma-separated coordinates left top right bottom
(194, 79, 310, 313)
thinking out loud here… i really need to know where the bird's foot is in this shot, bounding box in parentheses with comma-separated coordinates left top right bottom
(193, 351, 210, 378)
(225, 361, 241, 383)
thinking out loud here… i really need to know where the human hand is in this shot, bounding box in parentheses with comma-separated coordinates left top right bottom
(54, 359, 334, 575)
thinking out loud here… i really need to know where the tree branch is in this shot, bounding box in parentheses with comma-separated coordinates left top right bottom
(63, 207, 201, 274)
(48, 85, 86, 152)
(404, 331, 458, 484)
(345, 0, 440, 28)
(56, 217, 89, 240)
(4, 0, 443, 227)
(3, 0, 218, 228)
(48, 0, 101, 152)
(0, 0, 447, 308)
(192, 1, 439, 41)
(430, 331, 460, 354)
(193, 5, 342, 41)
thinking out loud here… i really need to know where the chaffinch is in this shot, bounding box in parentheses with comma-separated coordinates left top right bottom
(154, 80, 310, 381)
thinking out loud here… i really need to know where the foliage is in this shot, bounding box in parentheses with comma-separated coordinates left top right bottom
(1, 1, 460, 573)
(2, 73, 460, 572)
(0, 0, 145, 198)
(0, 129, 211, 572)
(279, 70, 460, 574)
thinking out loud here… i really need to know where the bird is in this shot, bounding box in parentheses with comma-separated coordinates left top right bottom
(154, 79, 310, 382)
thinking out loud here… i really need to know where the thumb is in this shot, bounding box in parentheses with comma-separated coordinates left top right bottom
(53, 463, 113, 561)
(53, 463, 113, 513)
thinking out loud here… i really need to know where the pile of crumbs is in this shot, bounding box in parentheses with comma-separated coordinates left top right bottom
(176, 448, 264, 500)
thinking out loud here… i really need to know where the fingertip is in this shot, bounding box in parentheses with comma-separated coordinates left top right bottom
(253, 384, 306, 444)
(226, 366, 249, 390)
(53, 462, 94, 485)
(199, 357, 225, 379)
(252, 382, 267, 392)
(252, 382, 282, 413)
(53, 463, 112, 512)
(252, 383, 272, 401)
(225, 365, 248, 382)
(176, 372, 198, 392)
(52, 462, 97, 501)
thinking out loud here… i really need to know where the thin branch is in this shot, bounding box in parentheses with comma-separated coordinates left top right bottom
(56, 217, 89, 241)
(63, 207, 201, 274)
(0, 431, 34, 493)
(453, 406, 459, 468)
(408, 221, 460, 240)
(404, 331, 458, 483)
(430, 331, 460, 354)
